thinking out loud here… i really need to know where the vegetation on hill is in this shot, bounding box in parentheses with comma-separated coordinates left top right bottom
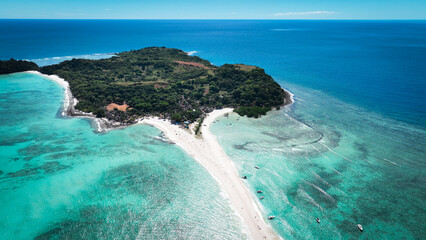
(0, 59, 38, 74)
(12, 47, 284, 122)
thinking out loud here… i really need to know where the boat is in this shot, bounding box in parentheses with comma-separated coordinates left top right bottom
(242, 176, 247, 179)
(357, 224, 363, 232)
(316, 218, 320, 223)
(268, 216, 275, 220)
(257, 190, 262, 193)
(259, 196, 264, 199)
(254, 166, 260, 169)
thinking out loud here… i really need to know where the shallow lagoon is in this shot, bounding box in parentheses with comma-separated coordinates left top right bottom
(1, 20, 426, 240)
(0, 73, 245, 239)
(0, 71, 425, 239)
(211, 83, 426, 239)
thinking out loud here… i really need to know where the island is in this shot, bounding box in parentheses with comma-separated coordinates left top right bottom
(0, 47, 293, 239)
(1, 47, 290, 126)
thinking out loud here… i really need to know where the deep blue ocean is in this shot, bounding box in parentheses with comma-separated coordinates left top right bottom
(0, 20, 425, 239)
(1, 20, 425, 127)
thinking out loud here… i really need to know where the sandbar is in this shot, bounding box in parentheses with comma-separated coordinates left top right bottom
(140, 109, 280, 240)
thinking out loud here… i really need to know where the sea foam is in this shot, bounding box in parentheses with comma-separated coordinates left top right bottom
(28, 53, 115, 67)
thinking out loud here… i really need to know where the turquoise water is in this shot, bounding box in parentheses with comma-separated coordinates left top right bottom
(0, 73, 245, 239)
(1, 20, 426, 239)
(1, 20, 425, 127)
(211, 83, 426, 239)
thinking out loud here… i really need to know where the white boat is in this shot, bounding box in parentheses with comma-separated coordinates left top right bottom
(357, 224, 363, 232)
(316, 218, 320, 223)
(268, 216, 275, 220)
(259, 196, 264, 200)
(257, 190, 262, 193)
(254, 166, 260, 169)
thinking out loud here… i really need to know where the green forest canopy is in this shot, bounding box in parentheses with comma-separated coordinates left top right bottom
(3, 47, 286, 122)
(0, 59, 38, 74)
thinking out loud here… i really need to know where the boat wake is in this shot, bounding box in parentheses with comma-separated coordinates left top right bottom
(303, 180, 336, 203)
(298, 188, 324, 211)
(383, 158, 400, 167)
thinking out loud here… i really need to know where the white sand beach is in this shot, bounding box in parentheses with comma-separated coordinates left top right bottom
(26, 71, 75, 117)
(141, 109, 280, 240)
(26, 71, 118, 132)
(28, 70, 280, 239)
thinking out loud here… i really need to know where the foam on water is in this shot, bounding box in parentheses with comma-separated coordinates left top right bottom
(0, 73, 246, 239)
(210, 83, 426, 239)
(0, 20, 425, 239)
(186, 50, 198, 56)
(29, 53, 115, 67)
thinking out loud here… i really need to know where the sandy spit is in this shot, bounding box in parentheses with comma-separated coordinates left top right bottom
(140, 109, 281, 240)
(27, 70, 285, 239)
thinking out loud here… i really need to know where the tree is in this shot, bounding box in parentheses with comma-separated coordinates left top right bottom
(171, 113, 182, 122)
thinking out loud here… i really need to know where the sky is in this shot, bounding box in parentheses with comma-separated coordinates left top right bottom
(0, 0, 425, 19)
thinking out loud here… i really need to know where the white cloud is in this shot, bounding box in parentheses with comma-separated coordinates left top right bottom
(274, 11, 336, 16)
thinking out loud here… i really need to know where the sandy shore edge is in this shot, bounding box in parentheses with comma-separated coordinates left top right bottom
(26, 71, 129, 132)
(25, 70, 294, 132)
(140, 110, 282, 240)
(27, 70, 291, 239)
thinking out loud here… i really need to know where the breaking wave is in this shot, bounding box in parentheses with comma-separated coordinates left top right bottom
(28, 53, 115, 66)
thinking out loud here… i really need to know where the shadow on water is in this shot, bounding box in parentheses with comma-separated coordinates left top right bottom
(233, 141, 254, 151)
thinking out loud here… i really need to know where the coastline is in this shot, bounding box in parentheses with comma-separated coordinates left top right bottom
(26, 71, 131, 132)
(283, 88, 295, 106)
(140, 110, 282, 240)
(0, 20, 423, 240)
(27, 70, 293, 239)
(26, 70, 294, 132)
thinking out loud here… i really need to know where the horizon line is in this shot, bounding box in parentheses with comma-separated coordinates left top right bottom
(0, 18, 425, 21)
